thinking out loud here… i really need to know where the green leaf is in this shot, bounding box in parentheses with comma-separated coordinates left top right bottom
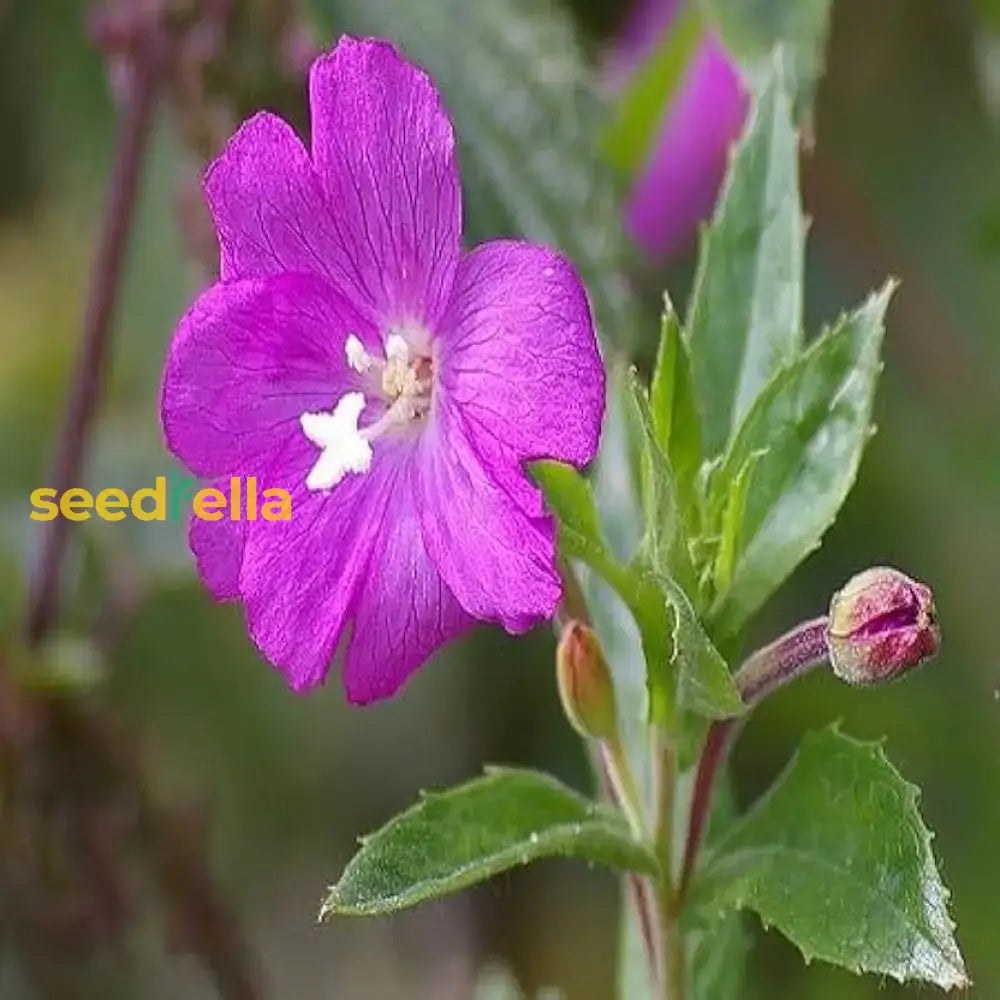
(711, 448, 763, 595)
(625, 372, 739, 725)
(650, 296, 702, 519)
(533, 452, 672, 729)
(321, 769, 658, 917)
(312, 0, 639, 350)
(539, 377, 739, 727)
(590, 368, 646, 563)
(692, 726, 968, 990)
(628, 371, 697, 596)
(531, 459, 653, 627)
(603, 3, 704, 174)
(690, 912, 748, 1000)
(709, 283, 894, 639)
(656, 574, 743, 721)
(700, 0, 833, 123)
(532, 460, 607, 571)
(580, 373, 652, 827)
(685, 58, 805, 457)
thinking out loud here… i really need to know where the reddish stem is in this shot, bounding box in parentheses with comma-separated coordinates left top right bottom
(24, 25, 166, 644)
(678, 618, 830, 899)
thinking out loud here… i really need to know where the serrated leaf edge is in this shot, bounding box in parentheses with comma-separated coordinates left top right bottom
(320, 768, 658, 920)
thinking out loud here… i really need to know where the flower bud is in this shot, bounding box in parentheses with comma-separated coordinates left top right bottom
(827, 567, 940, 684)
(556, 622, 619, 743)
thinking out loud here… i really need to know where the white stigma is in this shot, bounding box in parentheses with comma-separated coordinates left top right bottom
(300, 392, 372, 491)
(300, 330, 432, 493)
(345, 334, 373, 373)
(385, 333, 410, 363)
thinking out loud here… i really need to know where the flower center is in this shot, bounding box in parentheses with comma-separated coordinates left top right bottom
(299, 331, 433, 492)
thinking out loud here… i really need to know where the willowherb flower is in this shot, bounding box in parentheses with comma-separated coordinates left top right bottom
(161, 37, 605, 702)
(607, 0, 747, 258)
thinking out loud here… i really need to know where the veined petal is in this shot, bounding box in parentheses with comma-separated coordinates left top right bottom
(189, 479, 245, 600)
(627, 38, 747, 257)
(416, 397, 561, 633)
(440, 241, 604, 470)
(309, 37, 461, 328)
(344, 498, 475, 704)
(161, 273, 377, 479)
(205, 112, 373, 312)
(238, 437, 402, 692)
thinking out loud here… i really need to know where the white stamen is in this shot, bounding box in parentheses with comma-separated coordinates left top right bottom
(300, 392, 372, 491)
(345, 334, 372, 373)
(385, 333, 410, 362)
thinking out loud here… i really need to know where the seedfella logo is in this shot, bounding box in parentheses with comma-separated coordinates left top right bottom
(29, 474, 292, 523)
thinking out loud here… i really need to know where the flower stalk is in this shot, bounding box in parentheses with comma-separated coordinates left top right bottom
(24, 8, 168, 644)
(652, 733, 687, 1000)
(679, 616, 829, 899)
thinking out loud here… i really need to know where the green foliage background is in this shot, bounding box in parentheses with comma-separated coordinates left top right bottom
(1, 1, 998, 997)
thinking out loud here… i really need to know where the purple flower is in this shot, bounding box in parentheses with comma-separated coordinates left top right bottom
(161, 38, 605, 703)
(608, 0, 747, 258)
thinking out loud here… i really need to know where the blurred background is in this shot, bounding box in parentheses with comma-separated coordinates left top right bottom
(0, 0, 998, 997)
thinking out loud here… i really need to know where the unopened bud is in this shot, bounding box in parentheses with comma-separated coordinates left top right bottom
(827, 567, 940, 684)
(556, 622, 619, 743)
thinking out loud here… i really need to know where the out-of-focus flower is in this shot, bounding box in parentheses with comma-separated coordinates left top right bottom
(826, 567, 941, 685)
(608, 0, 747, 258)
(161, 37, 605, 703)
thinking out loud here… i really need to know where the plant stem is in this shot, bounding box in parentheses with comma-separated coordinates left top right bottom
(604, 737, 645, 842)
(678, 616, 829, 899)
(652, 732, 687, 999)
(652, 732, 676, 874)
(734, 616, 830, 705)
(660, 896, 686, 1000)
(554, 567, 663, 992)
(24, 22, 165, 644)
(592, 741, 660, 983)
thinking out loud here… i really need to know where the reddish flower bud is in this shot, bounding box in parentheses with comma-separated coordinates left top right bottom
(556, 622, 619, 743)
(826, 567, 940, 684)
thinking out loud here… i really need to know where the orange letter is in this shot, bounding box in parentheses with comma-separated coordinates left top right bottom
(229, 476, 241, 520)
(132, 476, 167, 521)
(246, 477, 258, 521)
(194, 487, 226, 522)
(29, 488, 58, 521)
(60, 488, 93, 521)
(261, 489, 292, 521)
(96, 487, 129, 522)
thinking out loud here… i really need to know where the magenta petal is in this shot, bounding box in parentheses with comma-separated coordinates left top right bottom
(204, 113, 344, 292)
(161, 273, 376, 479)
(164, 38, 610, 702)
(627, 37, 747, 257)
(189, 482, 245, 601)
(416, 397, 561, 634)
(308, 37, 461, 327)
(440, 241, 604, 470)
(238, 439, 403, 692)
(343, 497, 474, 704)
